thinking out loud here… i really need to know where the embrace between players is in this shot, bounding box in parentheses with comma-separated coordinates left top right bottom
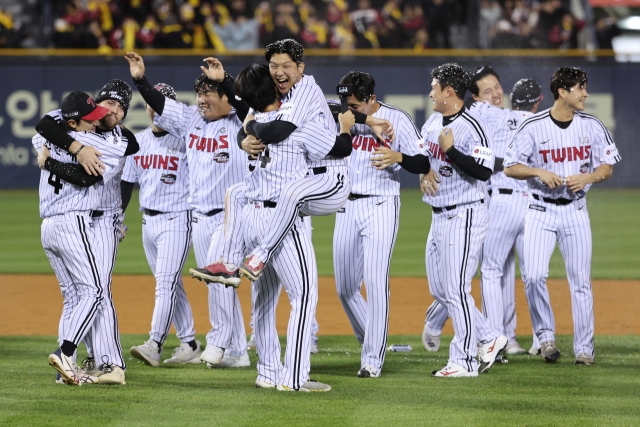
(36, 38, 620, 389)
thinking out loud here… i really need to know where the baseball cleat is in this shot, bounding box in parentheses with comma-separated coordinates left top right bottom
(247, 334, 256, 351)
(310, 341, 319, 354)
(49, 348, 80, 386)
(357, 365, 380, 378)
(81, 357, 102, 376)
(130, 339, 163, 367)
(189, 263, 241, 288)
(504, 341, 528, 355)
(432, 362, 478, 378)
(240, 255, 265, 281)
(540, 340, 561, 362)
(574, 353, 594, 365)
(200, 345, 224, 365)
(277, 379, 331, 392)
(478, 335, 508, 374)
(207, 352, 250, 368)
(255, 378, 277, 389)
(422, 325, 441, 352)
(529, 344, 541, 356)
(164, 341, 202, 364)
(98, 364, 126, 385)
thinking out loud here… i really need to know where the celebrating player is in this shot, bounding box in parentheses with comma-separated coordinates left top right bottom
(504, 67, 620, 365)
(332, 71, 429, 378)
(121, 83, 202, 367)
(420, 63, 507, 377)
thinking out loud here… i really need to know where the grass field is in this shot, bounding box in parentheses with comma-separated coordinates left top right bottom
(1, 188, 639, 279)
(1, 334, 640, 426)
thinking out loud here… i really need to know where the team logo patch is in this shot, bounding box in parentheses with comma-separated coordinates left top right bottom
(580, 162, 589, 174)
(214, 152, 230, 163)
(160, 174, 177, 184)
(439, 165, 453, 177)
(472, 146, 493, 161)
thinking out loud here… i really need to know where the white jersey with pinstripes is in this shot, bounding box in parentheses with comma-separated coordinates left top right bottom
(420, 108, 495, 207)
(33, 131, 127, 218)
(277, 75, 345, 169)
(470, 101, 529, 191)
(154, 98, 245, 213)
(348, 102, 422, 195)
(244, 110, 335, 202)
(504, 109, 621, 198)
(122, 127, 190, 212)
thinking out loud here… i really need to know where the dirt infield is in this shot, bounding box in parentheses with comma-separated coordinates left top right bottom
(1, 275, 638, 336)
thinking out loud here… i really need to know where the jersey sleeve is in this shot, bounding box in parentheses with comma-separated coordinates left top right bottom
(504, 123, 534, 167)
(397, 116, 423, 157)
(154, 98, 196, 140)
(299, 121, 335, 161)
(32, 134, 44, 151)
(121, 155, 138, 183)
(460, 118, 495, 171)
(589, 119, 621, 167)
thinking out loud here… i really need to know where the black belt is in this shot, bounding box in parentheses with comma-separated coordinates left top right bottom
(488, 188, 514, 197)
(253, 201, 277, 208)
(90, 210, 104, 218)
(348, 193, 371, 201)
(144, 209, 164, 216)
(532, 194, 572, 205)
(311, 166, 327, 175)
(433, 199, 484, 214)
(204, 208, 224, 216)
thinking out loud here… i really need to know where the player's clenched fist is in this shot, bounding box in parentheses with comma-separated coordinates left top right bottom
(201, 57, 225, 82)
(37, 145, 50, 169)
(241, 135, 266, 157)
(438, 127, 454, 152)
(338, 111, 355, 134)
(125, 52, 146, 79)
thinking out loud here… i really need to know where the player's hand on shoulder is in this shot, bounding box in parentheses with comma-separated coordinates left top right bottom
(438, 127, 454, 152)
(242, 135, 266, 156)
(37, 145, 50, 169)
(125, 52, 146, 79)
(201, 57, 225, 82)
(338, 111, 355, 133)
(536, 169, 563, 188)
(420, 169, 440, 196)
(75, 144, 105, 176)
(367, 117, 395, 142)
(371, 147, 402, 170)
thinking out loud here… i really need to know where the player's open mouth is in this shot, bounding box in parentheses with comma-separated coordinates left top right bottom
(276, 78, 288, 90)
(198, 105, 211, 113)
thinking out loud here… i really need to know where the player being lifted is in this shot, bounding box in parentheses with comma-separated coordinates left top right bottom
(505, 67, 620, 365)
(419, 63, 507, 377)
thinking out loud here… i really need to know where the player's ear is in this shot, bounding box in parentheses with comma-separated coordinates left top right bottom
(472, 93, 479, 102)
(369, 94, 377, 104)
(67, 119, 78, 130)
(297, 62, 305, 74)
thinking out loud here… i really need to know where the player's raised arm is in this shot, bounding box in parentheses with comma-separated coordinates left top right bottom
(126, 51, 168, 116)
(202, 57, 250, 122)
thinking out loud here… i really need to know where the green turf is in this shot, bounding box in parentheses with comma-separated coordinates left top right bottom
(1, 334, 639, 426)
(1, 189, 639, 279)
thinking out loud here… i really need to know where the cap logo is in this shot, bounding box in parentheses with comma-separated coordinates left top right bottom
(87, 97, 95, 107)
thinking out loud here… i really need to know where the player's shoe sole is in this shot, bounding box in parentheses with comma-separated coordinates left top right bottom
(239, 256, 264, 282)
(189, 268, 241, 288)
(48, 349, 80, 386)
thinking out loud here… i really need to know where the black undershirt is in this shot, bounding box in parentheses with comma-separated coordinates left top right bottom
(550, 113, 573, 129)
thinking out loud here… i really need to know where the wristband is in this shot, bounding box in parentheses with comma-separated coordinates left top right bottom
(72, 145, 85, 157)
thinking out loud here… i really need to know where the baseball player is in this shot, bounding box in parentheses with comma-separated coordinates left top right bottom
(35, 81, 139, 385)
(420, 63, 507, 377)
(126, 52, 250, 369)
(121, 83, 201, 367)
(504, 67, 620, 365)
(233, 64, 335, 391)
(35, 91, 131, 385)
(332, 71, 429, 378)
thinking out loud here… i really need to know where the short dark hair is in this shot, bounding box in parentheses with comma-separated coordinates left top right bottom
(339, 71, 375, 102)
(234, 64, 279, 112)
(550, 67, 588, 100)
(431, 63, 470, 99)
(265, 39, 304, 65)
(194, 74, 225, 97)
(468, 65, 500, 96)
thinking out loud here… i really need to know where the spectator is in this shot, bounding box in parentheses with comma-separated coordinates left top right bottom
(378, 16, 406, 48)
(595, 15, 620, 49)
(412, 27, 430, 51)
(547, 12, 584, 49)
(350, 0, 381, 35)
(423, 0, 454, 48)
(478, 0, 501, 49)
(214, 0, 260, 50)
(300, 13, 330, 48)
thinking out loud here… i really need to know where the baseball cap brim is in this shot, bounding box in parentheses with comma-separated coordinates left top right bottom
(82, 105, 109, 121)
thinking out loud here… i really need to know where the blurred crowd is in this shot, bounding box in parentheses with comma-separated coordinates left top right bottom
(0, 0, 621, 50)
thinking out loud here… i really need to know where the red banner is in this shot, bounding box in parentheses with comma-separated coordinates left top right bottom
(589, 0, 640, 6)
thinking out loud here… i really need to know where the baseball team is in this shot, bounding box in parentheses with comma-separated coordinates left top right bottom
(34, 39, 620, 389)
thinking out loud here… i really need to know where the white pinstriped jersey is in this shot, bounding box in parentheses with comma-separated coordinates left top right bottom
(122, 127, 191, 212)
(45, 109, 130, 212)
(347, 102, 422, 195)
(505, 109, 621, 199)
(154, 98, 245, 213)
(420, 108, 495, 207)
(470, 101, 530, 192)
(244, 111, 335, 202)
(33, 131, 127, 218)
(277, 75, 345, 169)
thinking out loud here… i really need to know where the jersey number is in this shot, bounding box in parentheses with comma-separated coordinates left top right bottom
(47, 172, 63, 194)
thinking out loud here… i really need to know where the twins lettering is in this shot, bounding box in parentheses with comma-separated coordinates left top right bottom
(539, 145, 591, 163)
(133, 155, 180, 170)
(188, 134, 229, 152)
(352, 135, 390, 152)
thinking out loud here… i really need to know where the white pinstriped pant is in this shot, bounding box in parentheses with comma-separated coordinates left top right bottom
(426, 201, 500, 372)
(192, 211, 246, 356)
(524, 196, 594, 357)
(142, 210, 196, 344)
(243, 204, 317, 389)
(334, 195, 399, 372)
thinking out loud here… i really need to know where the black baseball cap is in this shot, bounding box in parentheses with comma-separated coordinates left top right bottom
(511, 78, 542, 107)
(61, 91, 110, 122)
